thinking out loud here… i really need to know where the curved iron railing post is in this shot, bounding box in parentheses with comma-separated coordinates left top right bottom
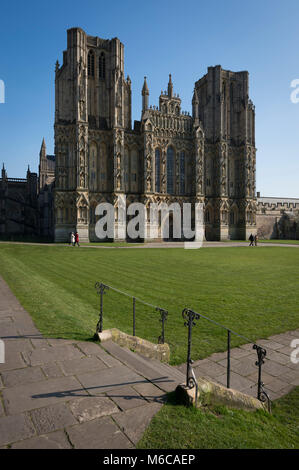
(253, 344, 267, 400)
(156, 307, 168, 344)
(182, 308, 200, 388)
(227, 329, 231, 389)
(133, 297, 136, 337)
(95, 282, 109, 334)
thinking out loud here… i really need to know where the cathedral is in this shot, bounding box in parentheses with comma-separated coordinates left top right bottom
(55, 27, 257, 242)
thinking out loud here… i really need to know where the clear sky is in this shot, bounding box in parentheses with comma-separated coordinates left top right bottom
(0, 0, 298, 197)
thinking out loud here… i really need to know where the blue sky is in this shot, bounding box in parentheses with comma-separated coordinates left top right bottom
(0, 0, 298, 197)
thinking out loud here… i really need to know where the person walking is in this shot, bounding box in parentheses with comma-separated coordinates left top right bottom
(71, 232, 75, 246)
(75, 231, 80, 247)
(254, 234, 258, 246)
(249, 233, 254, 246)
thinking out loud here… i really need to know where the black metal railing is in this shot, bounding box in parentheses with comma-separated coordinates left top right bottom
(93, 282, 271, 409)
(182, 307, 271, 409)
(94, 281, 168, 344)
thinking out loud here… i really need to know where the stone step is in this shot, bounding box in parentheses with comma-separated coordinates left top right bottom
(138, 354, 186, 384)
(101, 341, 185, 393)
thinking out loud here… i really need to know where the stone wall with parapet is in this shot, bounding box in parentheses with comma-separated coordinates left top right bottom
(256, 196, 299, 239)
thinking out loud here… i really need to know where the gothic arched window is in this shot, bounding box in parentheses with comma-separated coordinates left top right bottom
(99, 52, 106, 79)
(167, 147, 174, 194)
(229, 210, 235, 225)
(89, 143, 97, 191)
(179, 151, 185, 195)
(88, 50, 95, 77)
(155, 149, 161, 193)
(205, 208, 210, 223)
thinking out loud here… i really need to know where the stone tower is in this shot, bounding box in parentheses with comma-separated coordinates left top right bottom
(54, 27, 132, 242)
(194, 66, 256, 239)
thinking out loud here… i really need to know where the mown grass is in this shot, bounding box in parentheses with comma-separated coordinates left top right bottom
(137, 387, 299, 449)
(0, 244, 298, 365)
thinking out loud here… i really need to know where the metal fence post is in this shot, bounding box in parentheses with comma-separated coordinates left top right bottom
(227, 329, 231, 389)
(156, 307, 168, 344)
(133, 297, 136, 336)
(182, 308, 200, 388)
(95, 282, 109, 335)
(253, 344, 267, 400)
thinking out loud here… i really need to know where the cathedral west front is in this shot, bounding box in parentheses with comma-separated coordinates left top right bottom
(51, 27, 257, 242)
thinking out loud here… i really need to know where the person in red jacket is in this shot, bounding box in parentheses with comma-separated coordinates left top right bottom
(75, 231, 80, 247)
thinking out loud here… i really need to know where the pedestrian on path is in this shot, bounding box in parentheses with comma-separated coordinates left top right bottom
(254, 234, 258, 246)
(249, 233, 254, 246)
(71, 232, 75, 246)
(75, 231, 80, 247)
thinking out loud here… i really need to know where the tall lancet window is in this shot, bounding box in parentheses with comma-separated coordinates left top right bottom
(89, 143, 97, 191)
(179, 151, 185, 194)
(155, 149, 161, 192)
(88, 50, 95, 77)
(167, 147, 174, 194)
(99, 52, 106, 79)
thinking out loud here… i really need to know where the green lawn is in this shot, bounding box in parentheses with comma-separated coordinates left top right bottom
(137, 387, 299, 449)
(0, 244, 298, 365)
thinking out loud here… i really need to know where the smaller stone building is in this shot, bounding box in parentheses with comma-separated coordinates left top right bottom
(0, 164, 39, 239)
(0, 139, 55, 240)
(256, 193, 299, 239)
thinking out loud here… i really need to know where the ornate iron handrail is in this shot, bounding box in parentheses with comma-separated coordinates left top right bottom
(181, 307, 270, 406)
(94, 282, 109, 335)
(94, 281, 168, 344)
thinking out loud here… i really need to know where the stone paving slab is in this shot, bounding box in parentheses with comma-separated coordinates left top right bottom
(41, 362, 65, 379)
(215, 371, 255, 391)
(23, 344, 85, 366)
(131, 381, 167, 403)
(66, 416, 133, 449)
(269, 334, 297, 346)
(280, 370, 299, 385)
(106, 385, 148, 411)
(0, 350, 26, 372)
(113, 403, 163, 445)
(266, 350, 291, 365)
(276, 345, 295, 355)
(220, 356, 257, 377)
(76, 364, 145, 395)
(195, 360, 227, 379)
(266, 378, 289, 393)
(4, 338, 33, 353)
(1, 366, 45, 388)
(11, 430, 72, 449)
(102, 340, 184, 392)
(0, 323, 20, 340)
(3, 375, 88, 415)
(29, 402, 78, 435)
(0, 413, 36, 447)
(58, 355, 108, 376)
(69, 396, 119, 423)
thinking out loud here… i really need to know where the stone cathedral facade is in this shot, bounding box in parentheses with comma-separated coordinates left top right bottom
(53, 27, 257, 242)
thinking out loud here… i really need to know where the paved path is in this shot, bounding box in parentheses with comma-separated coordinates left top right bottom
(176, 332, 299, 401)
(0, 276, 298, 448)
(0, 277, 184, 449)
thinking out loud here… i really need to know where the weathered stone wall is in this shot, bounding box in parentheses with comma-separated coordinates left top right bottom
(256, 197, 299, 239)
